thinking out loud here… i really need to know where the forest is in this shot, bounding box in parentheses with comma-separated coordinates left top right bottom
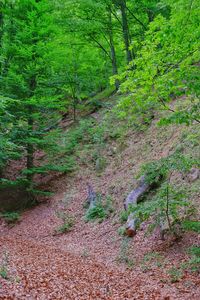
(0, 0, 200, 299)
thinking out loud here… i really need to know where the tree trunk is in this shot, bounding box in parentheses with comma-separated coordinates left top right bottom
(26, 77, 36, 182)
(86, 184, 97, 210)
(73, 97, 76, 121)
(119, 0, 132, 64)
(147, 9, 154, 23)
(107, 6, 119, 90)
(124, 176, 150, 237)
(27, 108, 34, 182)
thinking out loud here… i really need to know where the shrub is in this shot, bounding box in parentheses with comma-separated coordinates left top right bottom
(126, 152, 197, 239)
(84, 194, 114, 222)
(182, 246, 200, 273)
(117, 237, 135, 268)
(55, 211, 75, 234)
(118, 226, 126, 236)
(85, 203, 106, 222)
(0, 251, 9, 280)
(182, 220, 200, 233)
(141, 252, 166, 272)
(168, 266, 183, 283)
(120, 210, 129, 223)
(0, 266, 9, 280)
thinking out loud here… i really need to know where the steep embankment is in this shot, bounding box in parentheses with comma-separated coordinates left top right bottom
(0, 100, 199, 299)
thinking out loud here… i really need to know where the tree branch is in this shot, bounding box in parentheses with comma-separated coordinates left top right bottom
(126, 6, 147, 30)
(88, 34, 112, 61)
(158, 96, 200, 124)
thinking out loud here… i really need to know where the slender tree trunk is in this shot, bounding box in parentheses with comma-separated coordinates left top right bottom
(165, 175, 172, 232)
(107, 6, 119, 90)
(27, 109, 34, 182)
(147, 9, 154, 23)
(26, 77, 36, 182)
(70, 83, 77, 122)
(119, 0, 132, 64)
(73, 97, 76, 121)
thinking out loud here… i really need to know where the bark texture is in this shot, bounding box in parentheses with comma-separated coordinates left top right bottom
(119, 0, 132, 64)
(124, 176, 150, 237)
(87, 183, 97, 210)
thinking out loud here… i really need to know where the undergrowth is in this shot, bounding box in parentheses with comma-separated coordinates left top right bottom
(0, 251, 9, 280)
(141, 252, 166, 272)
(84, 194, 114, 222)
(183, 246, 200, 273)
(0, 212, 20, 225)
(55, 211, 75, 234)
(121, 150, 199, 239)
(116, 237, 134, 269)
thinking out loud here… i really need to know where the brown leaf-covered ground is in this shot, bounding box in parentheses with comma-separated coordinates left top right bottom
(0, 110, 199, 299)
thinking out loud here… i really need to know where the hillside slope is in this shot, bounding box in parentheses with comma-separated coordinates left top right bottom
(0, 98, 199, 299)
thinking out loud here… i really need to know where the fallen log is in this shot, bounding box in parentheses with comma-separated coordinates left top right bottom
(124, 176, 149, 210)
(124, 176, 150, 237)
(187, 167, 200, 183)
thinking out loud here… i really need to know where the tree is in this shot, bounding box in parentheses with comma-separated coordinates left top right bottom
(55, 0, 122, 90)
(116, 0, 200, 125)
(0, 0, 67, 185)
(113, 0, 132, 64)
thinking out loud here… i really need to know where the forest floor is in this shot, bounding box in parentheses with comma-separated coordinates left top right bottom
(0, 97, 199, 299)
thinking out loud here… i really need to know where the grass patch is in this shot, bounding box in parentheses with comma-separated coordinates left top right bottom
(0, 266, 9, 280)
(116, 237, 135, 269)
(54, 211, 75, 235)
(141, 252, 166, 272)
(168, 266, 183, 283)
(181, 246, 200, 273)
(0, 251, 9, 280)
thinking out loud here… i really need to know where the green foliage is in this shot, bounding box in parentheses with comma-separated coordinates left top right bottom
(117, 226, 126, 236)
(85, 204, 107, 222)
(0, 251, 9, 280)
(127, 152, 197, 238)
(141, 151, 196, 185)
(117, 237, 135, 268)
(141, 252, 165, 272)
(158, 99, 200, 126)
(87, 86, 115, 111)
(116, 0, 200, 125)
(181, 246, 200, 273)
(134, 182, 189, 237)
(0, 0, 69, 187)
(182, 221, 200, 233)
(84, 194, 114, 222)
(120, 210, 129, 223)
(21, 158, 75, 176)
(168, 266, 183, 283)
(0, 178, 29, 189)
(0, 97, 21, 171)
(0, 212, 20, 224)
(0, 0, 199, 225)
(0, 266, 8, 280)
(63, 119, 96, 155)
(188, 246, 200, 271)
(55, 211, 75, 234)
